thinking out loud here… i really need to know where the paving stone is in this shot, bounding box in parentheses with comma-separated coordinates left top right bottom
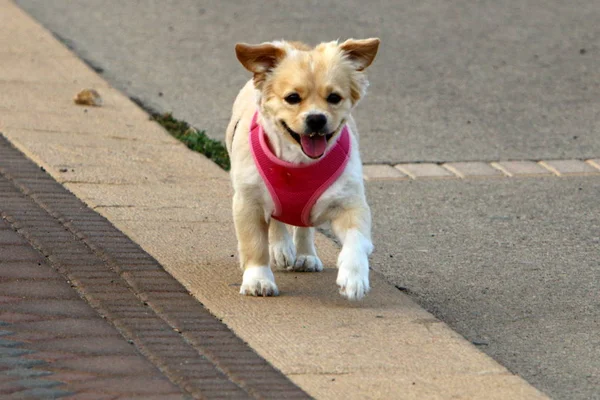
(0, 262, 60, 280)
(0, 381, 25, 395)
(491, 161, 554, 177)
(0, 230, 27, 245)
(443, 162, 506, 178)
(538, 159, 600, 176)
(123, 395, 187, 400)
(0, 348, 34, 357)
(0, 280, 78, 299)
(39, 371, 96, 384)
(31, 337, 137, 356)
(23, 351, 79, 362)
(6, 331, 61, 342)
(52, 355, 160, 376)
(3, 300, 97, 318)
(67, 376, 180, 394)
(0, 357, 45, 368)
(9, 387, 73, 398)
(0, 312, 44, 323)
(14, 378, 63, 389)
(362, 164, 408, 180)
(62, 392, 120, 400)
(0, 245, 44, 262)
(0, 339, 25, 348)
(394, 163, 457, 179)
(1, 368, 52, 379)
(14, 319, 120, 337)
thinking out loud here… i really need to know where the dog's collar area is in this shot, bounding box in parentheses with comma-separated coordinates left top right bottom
(249, 111, 351, 227)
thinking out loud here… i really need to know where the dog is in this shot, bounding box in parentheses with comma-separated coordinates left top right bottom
(226, 38, 380, 300)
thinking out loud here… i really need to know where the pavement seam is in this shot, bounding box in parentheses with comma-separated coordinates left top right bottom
(363, 159, 600, 180)
(0, 134, 310, 399)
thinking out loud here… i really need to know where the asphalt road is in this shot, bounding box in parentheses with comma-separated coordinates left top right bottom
(15, 1, 600, 399)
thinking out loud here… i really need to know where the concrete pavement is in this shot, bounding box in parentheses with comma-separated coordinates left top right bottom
(0, 0, 550, 398)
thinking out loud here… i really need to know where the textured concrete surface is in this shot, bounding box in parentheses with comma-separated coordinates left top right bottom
(15, 0, 600, 164)
(0, 1, 547, 398)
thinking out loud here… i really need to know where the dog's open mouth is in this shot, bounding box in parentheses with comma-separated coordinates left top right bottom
(281, 121, 337, 159)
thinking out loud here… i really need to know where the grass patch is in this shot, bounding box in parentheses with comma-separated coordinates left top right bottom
(151, 112, 230, 171)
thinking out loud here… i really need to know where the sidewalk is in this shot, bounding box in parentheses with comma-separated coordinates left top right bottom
(0, 0, 547, 398)
(0, 136, 306, 398)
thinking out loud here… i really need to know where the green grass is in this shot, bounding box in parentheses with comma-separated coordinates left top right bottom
(151, 112, 230, 171)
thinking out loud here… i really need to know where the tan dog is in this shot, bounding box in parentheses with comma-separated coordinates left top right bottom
(226, 38, 379, 300)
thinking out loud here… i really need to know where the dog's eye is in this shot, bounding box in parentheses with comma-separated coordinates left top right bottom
(326, 93, 342, 104)
(284, 93, 301, 105)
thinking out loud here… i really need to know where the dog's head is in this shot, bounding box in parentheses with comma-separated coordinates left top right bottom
(235, 38, 379, 160)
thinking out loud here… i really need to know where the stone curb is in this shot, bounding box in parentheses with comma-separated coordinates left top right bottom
(363, 160, 600, 181)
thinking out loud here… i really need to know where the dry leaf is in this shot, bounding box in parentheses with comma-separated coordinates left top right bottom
(74, 89, 103, 106)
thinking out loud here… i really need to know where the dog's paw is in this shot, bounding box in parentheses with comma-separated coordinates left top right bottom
(288, 254, 323, 272)
(336, 247, 370, 300)
(240, 266, 279, 297)
(336, 267, 369, 300)
(270, 239, 296, 270)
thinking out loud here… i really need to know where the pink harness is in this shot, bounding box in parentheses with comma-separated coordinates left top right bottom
(249, 112, 351, 227)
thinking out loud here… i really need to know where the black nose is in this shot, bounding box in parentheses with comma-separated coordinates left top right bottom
(305, 114, 327, 133)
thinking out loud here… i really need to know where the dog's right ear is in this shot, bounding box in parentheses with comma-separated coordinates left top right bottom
(235, 43, 286, 85)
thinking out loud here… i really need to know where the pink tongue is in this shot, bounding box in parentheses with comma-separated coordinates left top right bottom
(300, 135, 327, 158)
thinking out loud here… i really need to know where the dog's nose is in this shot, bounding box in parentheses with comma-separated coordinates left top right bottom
(305, 114, 327, 132)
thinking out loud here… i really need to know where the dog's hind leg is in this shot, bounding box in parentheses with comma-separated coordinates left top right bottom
(269, 219, 296, 270)
(290, 227, 323, 272)
(233, 193, 278, 296)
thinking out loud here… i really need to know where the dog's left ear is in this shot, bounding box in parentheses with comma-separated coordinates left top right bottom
(340, 38, 380, 71)
(235, 43, 286, 85)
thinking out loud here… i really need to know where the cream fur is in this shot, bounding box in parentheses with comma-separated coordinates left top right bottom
(227, 39, 379, 300)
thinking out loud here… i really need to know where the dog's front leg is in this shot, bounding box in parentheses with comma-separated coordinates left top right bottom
(331, 205, 373, 300)
(233, 193, 278, 296)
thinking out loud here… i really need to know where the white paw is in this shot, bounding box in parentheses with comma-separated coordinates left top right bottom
(288, 254, 323, 272)
(240, 266, 279, 297)
(336, 246, 370, 301)
(270, 239, 296, 270)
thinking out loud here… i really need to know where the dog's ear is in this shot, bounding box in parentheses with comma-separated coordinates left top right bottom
(235, 43, 286, 85)
(340, 38, 380, 71)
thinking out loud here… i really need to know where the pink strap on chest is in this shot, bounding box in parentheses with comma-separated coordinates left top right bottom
(249, 112, 351, 227)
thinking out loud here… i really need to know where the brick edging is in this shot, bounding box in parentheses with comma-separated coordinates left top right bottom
(0, 134, 310, 399)
(363, 159, 600, 181)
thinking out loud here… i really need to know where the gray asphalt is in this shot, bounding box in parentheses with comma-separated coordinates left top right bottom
(15, 1, 600, 399)
(368, 177, 599, 399)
